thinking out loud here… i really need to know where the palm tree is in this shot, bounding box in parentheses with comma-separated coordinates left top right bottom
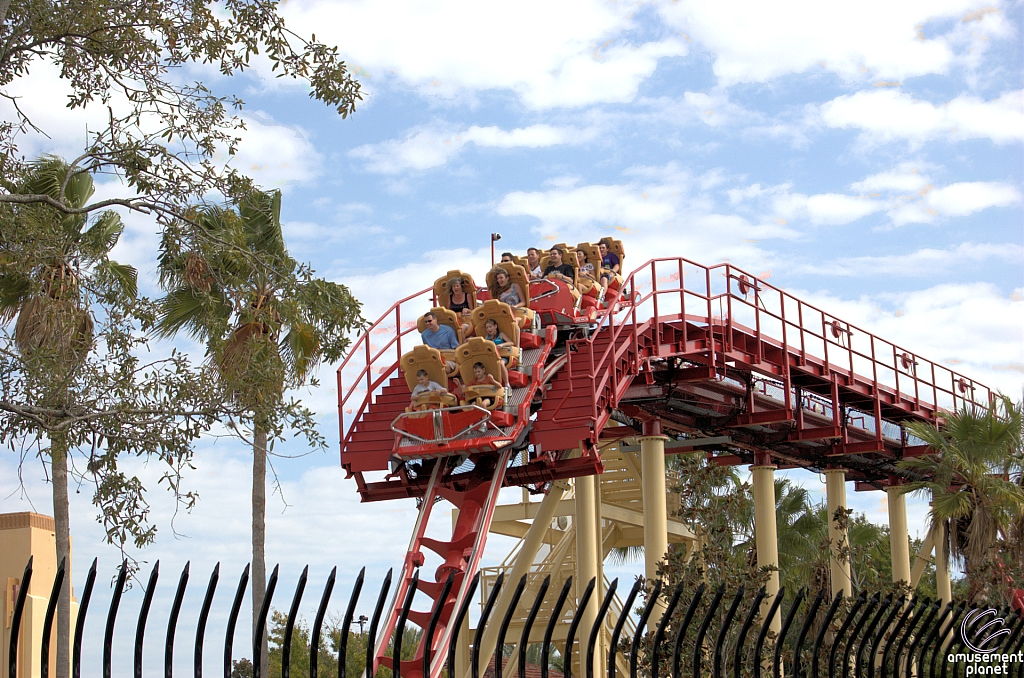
(900, 395, 1024, 602)
(0, 156, 135, 678)
(155, 189, 361, 676)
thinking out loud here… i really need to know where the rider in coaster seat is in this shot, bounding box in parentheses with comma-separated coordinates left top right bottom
(470, 299, 531, 387)
(418, 308, 461, 374)
(455, 337, 513, 426)
(539, 244, 581, 301)
(525, 248, 544, 280)
(486, 263, 537, 331)
(401, 345, 458, 412)
(434, 270, 478, 338)
(574, 242, 604, 309)
(598, 237, 625, 303)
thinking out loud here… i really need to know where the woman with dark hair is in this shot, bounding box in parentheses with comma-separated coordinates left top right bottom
(489, 267, 526, 308)
(444, 277, 473, 337)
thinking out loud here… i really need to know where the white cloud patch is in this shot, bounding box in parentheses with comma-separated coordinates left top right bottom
(282, 0, 686, 109)
(657, 0, 1009, 86)
(798, 242, 1024, 277)
(224, 113, 323, 187)
(350, 124, 596, 173)
(820, 89, 1024, 145)
(731, 164, 1021, 227)
(496, 163, 797, 269)
(773, 192, 886, 226)
(796, 282, 1024, 396)
(640, 90, 755, 128)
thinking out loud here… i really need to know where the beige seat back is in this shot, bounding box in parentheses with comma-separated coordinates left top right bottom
(433, 270, 478, 311)
(576, 242, 601, 271)
(400, 345, 449, 391)
(471, 299, 520, 346)
(455, 337, 505, 385)
(416, 307, 463, 343)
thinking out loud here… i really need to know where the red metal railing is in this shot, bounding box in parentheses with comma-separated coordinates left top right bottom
(551, 257, 993, 428)
(337, 287, 434, 451)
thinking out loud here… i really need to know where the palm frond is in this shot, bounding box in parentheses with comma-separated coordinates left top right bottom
(99, 260, 138, 300)
(0, 272, 32, 323)
(283, 321, 320, 380)
(155, 287, 214, 340)
(82, 211, 125, 257)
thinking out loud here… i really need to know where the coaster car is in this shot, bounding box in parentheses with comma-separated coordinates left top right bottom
(392, 344, 500, 457)
(470, 300, 522, 368)
(485, 262, 537, 332)
(400, 345, 458, 412)
(455, 337, 513, 427)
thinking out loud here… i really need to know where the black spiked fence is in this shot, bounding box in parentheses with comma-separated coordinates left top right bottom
(6, 557, 1006, 678)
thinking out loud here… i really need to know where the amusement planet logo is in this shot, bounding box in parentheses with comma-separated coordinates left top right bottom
(951, 608, 1020, 675)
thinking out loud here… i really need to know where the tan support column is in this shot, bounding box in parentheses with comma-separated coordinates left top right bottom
(909, 528, 936, 589)
(467, 482, 567, 678)
(935, 520, 952, 606)
(574, 473, 603, 678)
(751, 452, 781, 633)
(824, 468, 852, 597)
(640, 423, 669, 624)
(888, 485, 912, 584)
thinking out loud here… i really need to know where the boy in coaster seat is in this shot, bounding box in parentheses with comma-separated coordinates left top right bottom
(465, 362, 504, 408)
(410, 369, 447, 408)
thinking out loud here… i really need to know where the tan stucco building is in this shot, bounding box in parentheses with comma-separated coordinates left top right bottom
(1, 512, 76, 678)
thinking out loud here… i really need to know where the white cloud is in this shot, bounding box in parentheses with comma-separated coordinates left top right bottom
(0, 60, 322, 192)
(820, 89, 1024, 145)
(773, 192, 886, 226)
(922, 181, 1021, 216)
(657, 0, 1009, 85)
(796, 282, 1024, 396)
(350, 123, 596, 173)
(731, 165, 1021, 227)
(223, 114, 323, 187)
(282, 0, 686, 108)
(798, 242, 1024, 277)
(640, 90, 755, 128)
(850, 164, 933, 194)
(495, 163, 797, 269)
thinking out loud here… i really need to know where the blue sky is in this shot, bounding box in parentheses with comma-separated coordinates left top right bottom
(2, 0, 1023, 669)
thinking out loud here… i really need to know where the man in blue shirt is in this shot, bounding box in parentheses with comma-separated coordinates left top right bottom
(421, 311, 459, 349)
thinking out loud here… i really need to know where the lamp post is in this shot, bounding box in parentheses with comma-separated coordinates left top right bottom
(490, 232, 501, 266)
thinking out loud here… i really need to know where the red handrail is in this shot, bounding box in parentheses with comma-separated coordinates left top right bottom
(336, 286, 434, 449)
(550, 257, 992, 427)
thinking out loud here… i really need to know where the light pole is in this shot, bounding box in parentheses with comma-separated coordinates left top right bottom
(490, 232, 501, 266)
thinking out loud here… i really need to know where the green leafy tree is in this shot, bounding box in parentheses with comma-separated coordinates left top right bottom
(155, 190, 362, 676)
(0, 0, 361, 231)
(900, 395, 1024, 603)
(0, 156, 225, 678)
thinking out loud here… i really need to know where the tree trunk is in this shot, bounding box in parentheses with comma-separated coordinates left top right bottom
(252, 425, 268, 678)
(51, 438, 71, 678)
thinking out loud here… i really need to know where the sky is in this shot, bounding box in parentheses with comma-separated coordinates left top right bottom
(1, 0, 1023, 670)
